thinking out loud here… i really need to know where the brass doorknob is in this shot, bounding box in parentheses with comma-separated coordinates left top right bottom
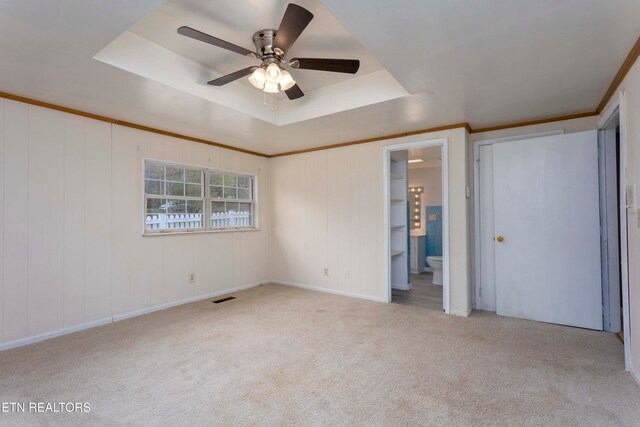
(496, 235, 505, 243)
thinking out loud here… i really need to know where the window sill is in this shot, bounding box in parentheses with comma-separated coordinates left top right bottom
(143, 227, 259, 237)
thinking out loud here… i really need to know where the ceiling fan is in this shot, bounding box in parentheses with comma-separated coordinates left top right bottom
(177, 3, 360, 100)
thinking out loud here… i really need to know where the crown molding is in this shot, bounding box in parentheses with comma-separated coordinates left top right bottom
(0, 91, 270, 158)
(1, 35, 638, 158)
(470, 111, 598, 134)
(270, 122, 471, 158)
(596, 35, 640, 114)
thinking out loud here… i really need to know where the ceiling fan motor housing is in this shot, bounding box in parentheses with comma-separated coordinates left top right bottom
(252, 29, 284, 59)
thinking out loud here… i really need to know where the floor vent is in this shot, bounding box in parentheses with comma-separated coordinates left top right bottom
(212, 296, 236, 304)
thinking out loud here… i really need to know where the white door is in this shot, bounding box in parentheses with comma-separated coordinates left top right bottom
(493, 131, 603, 330)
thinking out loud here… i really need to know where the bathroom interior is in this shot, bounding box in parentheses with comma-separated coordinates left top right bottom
(391, 146, 444, 310)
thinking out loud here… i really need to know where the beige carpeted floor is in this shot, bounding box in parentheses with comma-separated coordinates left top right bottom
(0, 284, 638, 426)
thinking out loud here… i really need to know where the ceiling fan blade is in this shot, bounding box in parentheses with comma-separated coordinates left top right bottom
(207, 67, 257, 86)
(178, 26, 255, 57)
(274, 4, 314, 52)
(285, 84, 304, 100)
(290, 58, 360, 74)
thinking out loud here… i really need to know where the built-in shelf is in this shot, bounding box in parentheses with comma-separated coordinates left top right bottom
(389, 154, 408, 291)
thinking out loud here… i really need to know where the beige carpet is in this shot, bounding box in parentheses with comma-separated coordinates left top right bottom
(0, 284, 638, 426)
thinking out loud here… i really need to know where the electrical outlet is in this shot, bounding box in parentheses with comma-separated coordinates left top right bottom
(345, 271, 350, 279)
(188, 273, 196, 283)
(323, 268, 329, 276)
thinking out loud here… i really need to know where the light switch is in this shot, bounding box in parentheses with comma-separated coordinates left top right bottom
(429, 214, 437, 221)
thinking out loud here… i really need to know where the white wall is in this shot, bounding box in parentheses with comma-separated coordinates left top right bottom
(408, 165, 442, 236)
(270, 128, 471, 314)
(0, 98, 271, 349)
(601, 58, 640, 382)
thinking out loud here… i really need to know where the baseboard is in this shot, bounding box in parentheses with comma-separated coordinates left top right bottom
(0, 281, 268, 352)
(272, 280, 386, 303)
(451, 307, 473, 317)
(0, 317, 113, 352)
(112, 281, 266, 322)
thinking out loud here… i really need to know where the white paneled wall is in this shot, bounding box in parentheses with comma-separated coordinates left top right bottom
(270, 144, 391, 302)
(271, 151, 329, 290)
(0, 99, 271, 349)
(4, 101, 29, 342)
(270, 129, 471, 311)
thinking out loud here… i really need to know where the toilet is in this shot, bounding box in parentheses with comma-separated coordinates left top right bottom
(426, 256, 443, 286)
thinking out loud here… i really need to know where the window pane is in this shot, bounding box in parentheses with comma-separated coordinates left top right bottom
(223, 174, 237, 187)
(166, 166, 184, 182)
(164, 199, 186, 213)
(185, 169, 201, 184)
(211, 201, 225, 214)
(146, 198, 165, 214)
(224, 187, 237, 199)
(145, 163, 164, 180)
(210, 172, 223, 186)
(145, 198, 166, 230)
(186, 200, 203, 214)
(145, 179, 164, 195)
(241, 215, 253, 227)
(166, 182, 185, 196)
(239, 203, 252, 227)
(210, 185, 223, 198)
(238, 202, 252, 213)
(226, 203, 252, 227)
(211, 201, 225, 228)
(186, 183, 201, 197)
(238, 176, 251, 188)
(237, 188, 251, 200)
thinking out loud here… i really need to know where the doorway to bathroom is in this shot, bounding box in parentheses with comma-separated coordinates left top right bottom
(383, 138, 449, 312)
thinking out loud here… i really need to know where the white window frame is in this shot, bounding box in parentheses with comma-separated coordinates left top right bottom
(142, 159, 259, 236)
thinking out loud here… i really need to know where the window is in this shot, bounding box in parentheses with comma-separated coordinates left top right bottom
(144, 160, 257, 234)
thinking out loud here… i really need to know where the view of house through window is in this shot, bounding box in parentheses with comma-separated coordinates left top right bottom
(144, 160, 256, 233)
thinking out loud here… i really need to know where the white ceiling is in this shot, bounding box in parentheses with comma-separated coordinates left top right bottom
(94, 0, 407, 126)
(408, 146, 442, 169)
(0, 0, 639, 155)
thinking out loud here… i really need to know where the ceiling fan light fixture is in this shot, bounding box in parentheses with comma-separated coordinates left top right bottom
(266, 62, 282, 83)
(248, 67, 266, 89)
(279, 70, 296, 91)
(263, 81, 279, 93)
